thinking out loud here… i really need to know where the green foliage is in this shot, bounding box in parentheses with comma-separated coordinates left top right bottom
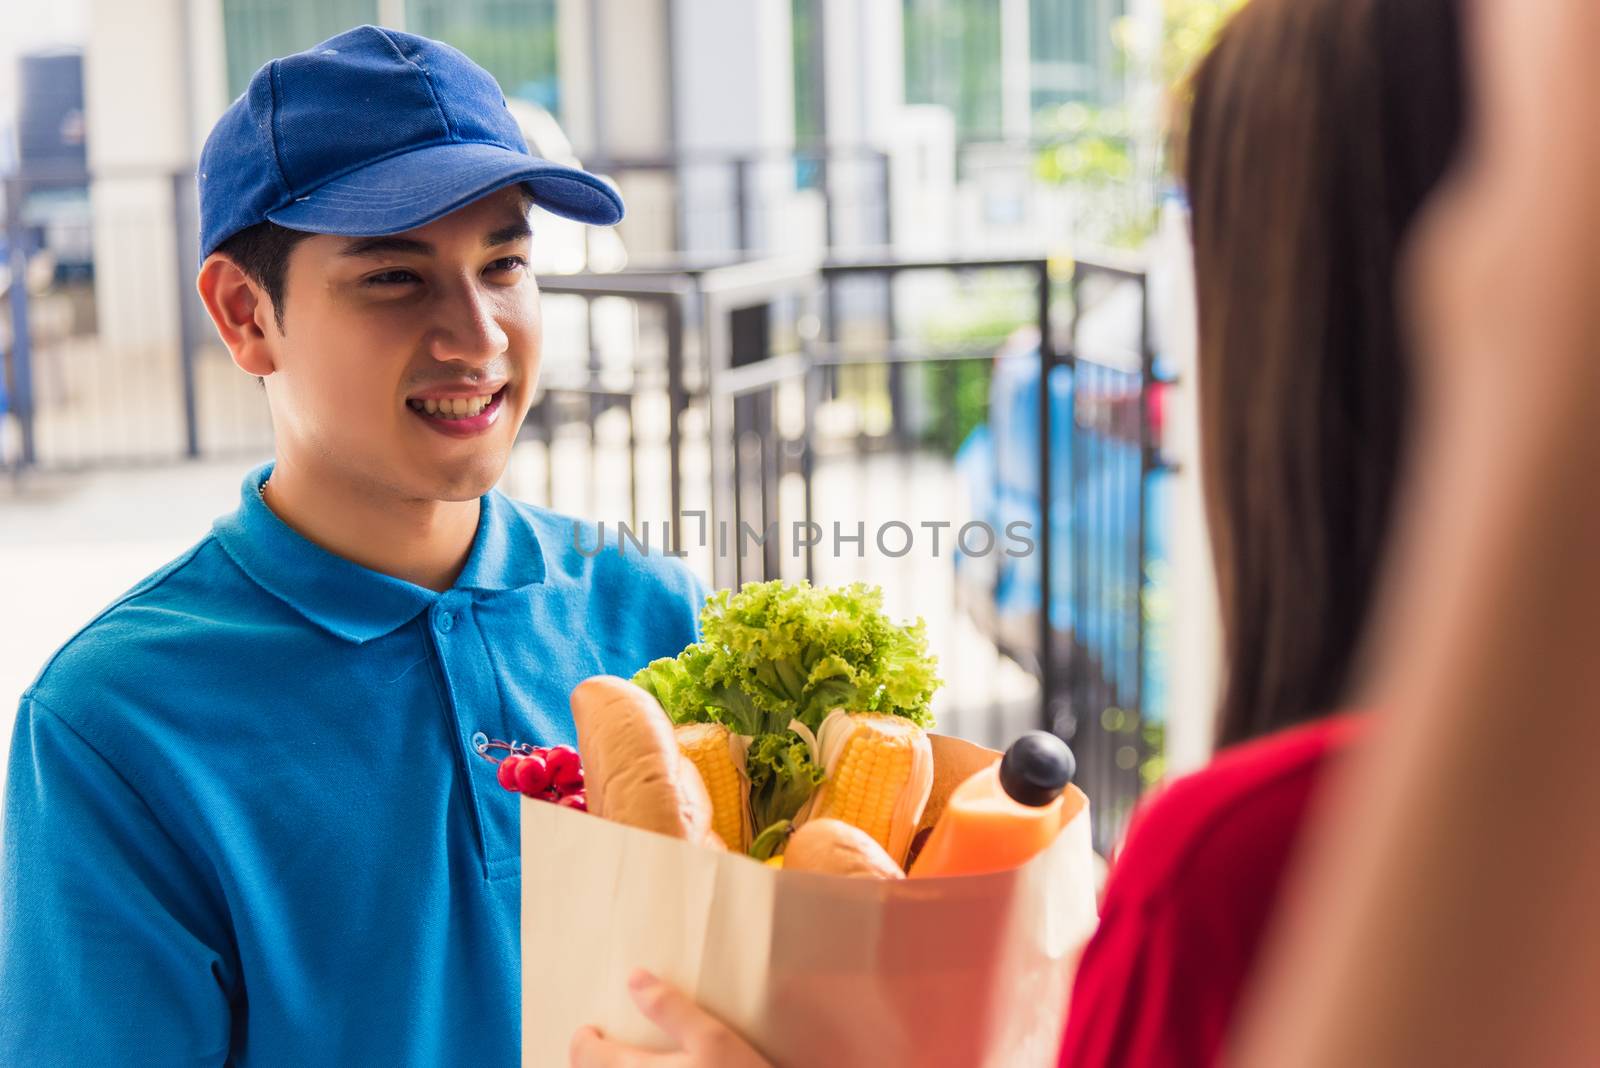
(1161, 0, 1250, 89)
(1034, 104, 1135, 186)
(914, 279, 1042, 456)
(634, 580, 942, 833)
(1032, 0, 1250, 249)
(923, 360, 996, 459)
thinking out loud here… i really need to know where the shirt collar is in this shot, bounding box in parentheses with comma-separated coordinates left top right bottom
(212, 463, 547, 644)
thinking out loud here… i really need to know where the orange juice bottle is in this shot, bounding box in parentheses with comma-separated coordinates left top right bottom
(908, 731, 1076, 878)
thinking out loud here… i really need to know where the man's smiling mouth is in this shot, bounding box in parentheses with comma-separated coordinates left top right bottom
(407, 391, 499, 419)
(405, 385, 509, 434)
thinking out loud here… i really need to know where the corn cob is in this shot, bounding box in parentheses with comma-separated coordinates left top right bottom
(674, 722, 753, 852)
(801, 710, 933, 866)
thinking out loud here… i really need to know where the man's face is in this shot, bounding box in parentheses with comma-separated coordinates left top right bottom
(267, 186, 540, 503)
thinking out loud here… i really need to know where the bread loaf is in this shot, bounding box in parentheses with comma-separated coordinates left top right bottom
(783, 818, 905, 879)
(570, 675, 721, 846)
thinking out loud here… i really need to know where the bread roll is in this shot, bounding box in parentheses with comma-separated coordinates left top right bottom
(783, 818, 905, 879)
(569, 675, 717, 844)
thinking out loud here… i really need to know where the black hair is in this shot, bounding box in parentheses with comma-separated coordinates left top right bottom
(1187, 0, 1465, 748)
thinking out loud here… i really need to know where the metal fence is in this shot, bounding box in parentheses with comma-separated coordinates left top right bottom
(2, 168, 274, 470)
(528, 253, 1168, 849)
(2, 164, 1167, 851)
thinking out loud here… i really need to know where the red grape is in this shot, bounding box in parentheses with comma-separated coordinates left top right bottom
(515, 753, 551, 796)
(546, 747, 583, 792)
(496, 756, 522, 791)
(558, 792, 587, 812)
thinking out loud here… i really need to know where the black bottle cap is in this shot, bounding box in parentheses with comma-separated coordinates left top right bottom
(998, 731, 1076, 807)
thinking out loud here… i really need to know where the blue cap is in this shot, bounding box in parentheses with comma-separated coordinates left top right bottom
(197, 25, 623, 259)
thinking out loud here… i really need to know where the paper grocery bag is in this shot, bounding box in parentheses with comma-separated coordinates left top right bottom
(521, 735, 1098, 1068)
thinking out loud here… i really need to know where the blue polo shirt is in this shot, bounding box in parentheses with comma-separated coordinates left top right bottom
(0, 463, 706, 1065)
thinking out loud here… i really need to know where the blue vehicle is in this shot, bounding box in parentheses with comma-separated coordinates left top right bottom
(953, 338, 1170, 729)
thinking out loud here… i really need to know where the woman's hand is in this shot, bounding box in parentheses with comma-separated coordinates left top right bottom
(569, 970, 773, 1068)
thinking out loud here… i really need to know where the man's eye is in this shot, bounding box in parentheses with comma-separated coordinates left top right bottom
(366, 269, 420, 286)
(487, 256, 528, 275)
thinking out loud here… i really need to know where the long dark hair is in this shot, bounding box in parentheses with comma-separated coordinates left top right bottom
(1184, 0, 1465, 749)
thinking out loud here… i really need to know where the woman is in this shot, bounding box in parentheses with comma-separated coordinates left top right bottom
(1057, 0, 1465, 1063)
(572, 0, 1469, 1064)
(582, 0, 1600, 1062)
(1235, 0, 1600, 1059)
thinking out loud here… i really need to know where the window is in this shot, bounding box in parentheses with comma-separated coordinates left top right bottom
(1031, 0, 1126, 111)
(222, 0, 380, 99)
(222, 1, 559, 116)
(901, 0, 1127, 141)
(792, 0, 822, 146)
(406, 0, 561, 116)
(902, 0, 1003, 140)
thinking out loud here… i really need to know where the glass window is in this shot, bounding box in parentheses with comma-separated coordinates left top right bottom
(1031, 0, 1126, 111)
(792, 0, 822, 146)
(222, 0, 380, 99)
(902, 0, 1003, 140)
(406, 0, 561, 116)
(901, 0, 1127, 140)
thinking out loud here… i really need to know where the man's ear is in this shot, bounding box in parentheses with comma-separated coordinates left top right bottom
(196, 255, 279, 378)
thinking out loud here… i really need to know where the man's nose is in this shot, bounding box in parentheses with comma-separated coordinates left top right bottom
(426, 283, 509, 364)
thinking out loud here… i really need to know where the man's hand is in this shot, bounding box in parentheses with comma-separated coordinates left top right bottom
(568, 970, 774, 1068)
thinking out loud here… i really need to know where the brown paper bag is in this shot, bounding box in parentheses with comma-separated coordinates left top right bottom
(521, 735, 1098, 1068)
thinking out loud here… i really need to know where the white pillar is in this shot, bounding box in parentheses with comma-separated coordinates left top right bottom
(84, 0, 195, 355)
(817, 0, 903, 252)
(557, 0, 677, 257)
(1000, 0, 1030, 142)
(376, 0, 407, 30)
(820, 0, 904, 145)
(555, 0, 597, 154)
(671, 0, 796, 255)
(1151, 196, 1219, 777)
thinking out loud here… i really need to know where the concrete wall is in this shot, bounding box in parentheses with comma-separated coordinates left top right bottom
(84, 0, 184, 353)
(818, 0, 903, 253)
(1151, 197, 1219, 776)
(671, 0, 796, 255)
(556, 0, 678, 258)
(84, 0, 227, 355)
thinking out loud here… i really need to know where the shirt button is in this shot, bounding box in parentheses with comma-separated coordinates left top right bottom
(435, 611, 454, 633)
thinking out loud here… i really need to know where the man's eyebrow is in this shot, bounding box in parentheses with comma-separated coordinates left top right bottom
(484, 218, 534, 247)
(337, 218, 531, 259)
(339, 235, 434, 258)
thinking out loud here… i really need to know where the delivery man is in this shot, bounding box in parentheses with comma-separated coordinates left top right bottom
(0, 26, 707, 1064)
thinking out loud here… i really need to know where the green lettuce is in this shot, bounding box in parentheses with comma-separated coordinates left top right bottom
(633, 580, 941, 838)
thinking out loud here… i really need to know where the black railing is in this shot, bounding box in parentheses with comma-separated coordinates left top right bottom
(2, 168, 1166, 850)
(544, 253, 1166, 850)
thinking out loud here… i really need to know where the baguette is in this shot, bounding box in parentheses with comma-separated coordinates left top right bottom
(570, 675, 721, 847)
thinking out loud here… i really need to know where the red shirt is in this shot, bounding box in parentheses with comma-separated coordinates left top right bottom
(1057, 714, 1363, 1067)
